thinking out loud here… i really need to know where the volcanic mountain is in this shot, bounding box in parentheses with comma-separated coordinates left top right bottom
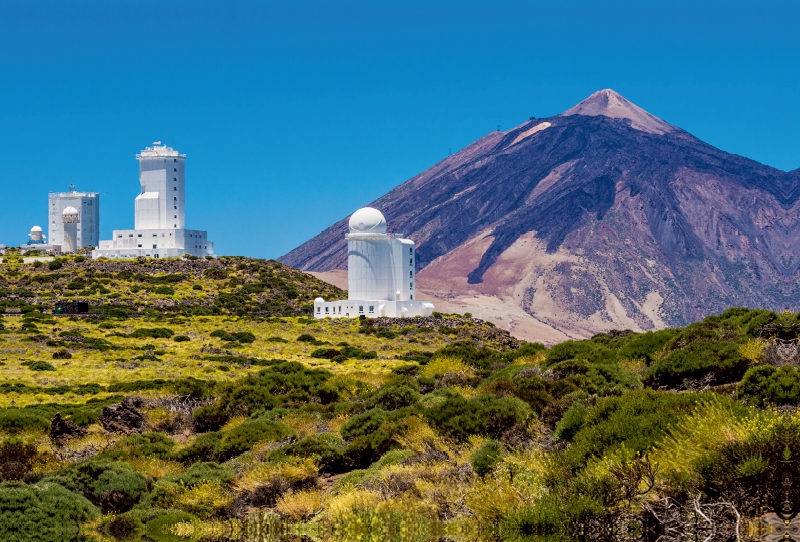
(280, 89, 800, 342)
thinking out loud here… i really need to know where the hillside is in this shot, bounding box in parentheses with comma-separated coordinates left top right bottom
(0, 258, 797, 541)
(281, 89, 800, 343)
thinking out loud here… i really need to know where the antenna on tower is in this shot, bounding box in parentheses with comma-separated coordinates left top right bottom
(497, 125, 501, 132)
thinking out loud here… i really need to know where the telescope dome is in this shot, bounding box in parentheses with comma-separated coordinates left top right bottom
(62, 206, 79, 216)
(348, 207, 387, 234)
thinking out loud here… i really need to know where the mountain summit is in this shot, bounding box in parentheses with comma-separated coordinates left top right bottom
(281, 90, 800, 342)
(560, 89, 675, 135)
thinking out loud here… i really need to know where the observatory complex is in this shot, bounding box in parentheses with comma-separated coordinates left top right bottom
(313, 207, 434, 319)
(92, 142, 215, 259)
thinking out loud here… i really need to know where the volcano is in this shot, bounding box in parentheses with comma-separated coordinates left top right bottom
(280, 90, 800, 343)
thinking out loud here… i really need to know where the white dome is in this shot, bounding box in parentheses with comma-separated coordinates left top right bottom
(30, 226, 42, 232)
(314, 297, 325, 303)
(62, 206, 79, 216)
(348, 207, 387, 234)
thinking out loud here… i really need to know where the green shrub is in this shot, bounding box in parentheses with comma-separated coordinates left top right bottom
(376, 329, 397, 339)
(28, 361, 56, 372)
(48, 259, 63, 270)
(168, 462, 235, 487)
(647, 339, 750, 387)
(471, 439, 502, 477)
(217, 418, 294, 461)
(43, 461, 148, 513)
(0, 481, 100, 541)
(173, 335, 190, 342)
(364, 385, 420, 411)
(311, 348, 342, 359)
(556, 390, 742, 469)
(738, 365, 800, 407)
(192, 284, 203, 291)
(152, 286, 175, 296)
(130, 327, 174, 339)
(119, 432, 176, 459)
(266, 336, 288, 343)
(297, 334, 317, 342)
(425, 392, 531, 441)
(341, 409, 389, 439)
(66, 281, 85, 290)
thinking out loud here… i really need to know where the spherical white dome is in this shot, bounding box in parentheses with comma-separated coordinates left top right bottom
(314, 297, 325, 303)
(30, 226, 42, 233)
(348, 207, 387, 234)
(62, 206, 79, 216)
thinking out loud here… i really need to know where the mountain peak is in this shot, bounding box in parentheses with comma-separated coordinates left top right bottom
(560, 89, 675, 135)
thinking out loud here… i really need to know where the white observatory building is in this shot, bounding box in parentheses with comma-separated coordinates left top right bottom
(92, 142, 215, 259)
(49, 185, 100, 250)
(313, 207, 434, 319)
(28, 226, 45, 245)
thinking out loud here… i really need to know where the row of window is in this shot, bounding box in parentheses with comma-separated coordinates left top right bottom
(317, 304, 376, 315)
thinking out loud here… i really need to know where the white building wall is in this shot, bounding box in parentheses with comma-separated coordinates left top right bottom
(48, 192, 100, 248)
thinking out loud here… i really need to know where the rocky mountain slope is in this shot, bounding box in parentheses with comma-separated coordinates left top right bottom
(280, 90, 800, 342)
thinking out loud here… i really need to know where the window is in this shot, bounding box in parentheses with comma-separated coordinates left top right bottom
(317, 307, 320, 313)
(137, 244, 142, 248)
(152, 244, 157, 249)
(174, 196, 177, 201)
(129, 234, 133, 237)
(174, 224, 176, 227)
(410, 270, 413, 277)
(173, 168, 177, 172)
(174, 159, 177, 162)
(137, 234, 142, 237)
(174, 206, 177, 209)
(410, 282, 413, 289)
(369, 305, 374, 313)
(174, 187, 177, 191)
(410, 259, 413, 265)
(410, 295, 413, 300)
(338, 306, 342, 313)
(409, 248, 413, 254)
(325, 307, 329, 313)
(359, 306, 364, 312)
(153, 234, 157, 237)
(173, 178, 177, 181)
(174, 215, 177, 218)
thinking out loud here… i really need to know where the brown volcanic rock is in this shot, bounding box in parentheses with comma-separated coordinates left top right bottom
(99, 396, 147, 434)
(283, 89, 800, 341)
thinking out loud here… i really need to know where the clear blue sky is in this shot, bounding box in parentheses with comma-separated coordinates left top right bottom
(1, 0, 798, 257)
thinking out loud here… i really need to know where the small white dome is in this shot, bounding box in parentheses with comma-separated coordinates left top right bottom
(30, 226, 42, 232)
(314, 297, 325, 303)
(62, 206, 79, 216)
(348, 207, 387, 234)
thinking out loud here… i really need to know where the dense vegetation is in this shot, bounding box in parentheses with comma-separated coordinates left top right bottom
(0, 254, 797, 541)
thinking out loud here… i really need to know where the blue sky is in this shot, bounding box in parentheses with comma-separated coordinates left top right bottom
(1, 0, 798, 257)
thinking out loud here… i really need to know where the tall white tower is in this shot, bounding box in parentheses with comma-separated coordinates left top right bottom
(314, 207, 434, 319)
(92, 142, 214, 259)
(135, 142, 186, 230)
(62, 206, 80, 253)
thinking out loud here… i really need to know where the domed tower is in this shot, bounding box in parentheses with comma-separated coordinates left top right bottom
(61, 206, 80, 253)
(314, 207, 433, 319)
(28, 226, 45, 244)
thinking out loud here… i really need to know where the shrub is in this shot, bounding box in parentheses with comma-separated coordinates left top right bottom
(341, 409, 389, 440)
(192, 284, 203, 291)
(647, 340, 750, 387)
(152, 286, 175, 296)
(556, 389, 736, 469)
(0, 481, 100, 541)
(48, 259, 63, 270)
(232, 331, 256, 344)
(364, 385, 420, 411)
(0, 409, 50, 432)
(376, 329, 397, 339)
(173, 335, 190, 342)
(425, 393, 531, 441)
(738, 365, 800, 407)
(311, 348, 342, 359)
(130, 327, 174, 339)
(297, 334, 317, 343)
(266, 336, 289, 343)
(28, 361, 56, 372)
(43, 461, 148, 513)
(168, 462, 235, 487)
(471, 439, 502, 477)
(217, 419, 294, 461)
